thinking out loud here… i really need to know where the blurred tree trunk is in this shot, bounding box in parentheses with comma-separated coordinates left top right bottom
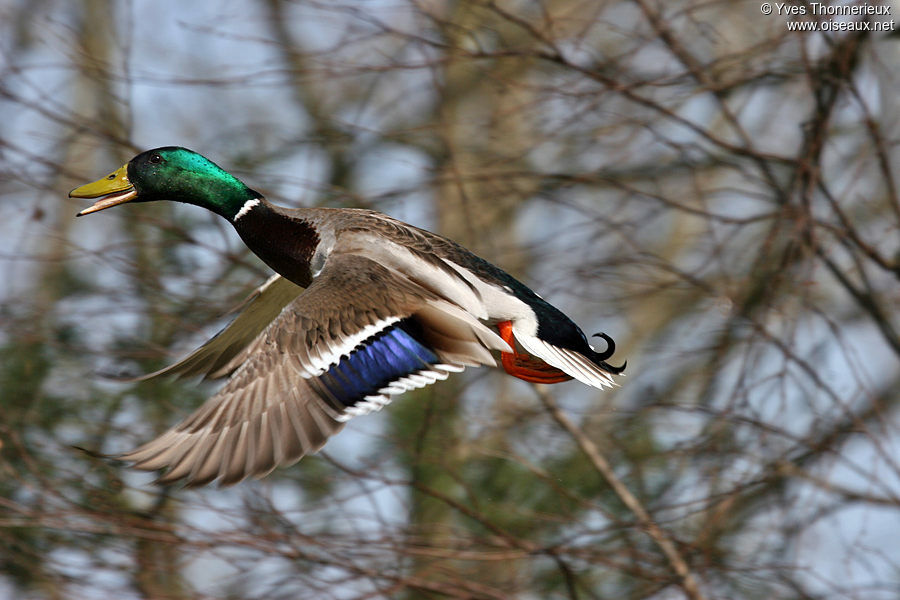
(66, 2, 188, 598)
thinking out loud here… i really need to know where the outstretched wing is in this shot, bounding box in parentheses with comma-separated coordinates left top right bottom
(121, 253, 509, 487)
(138, 274, 303, 381)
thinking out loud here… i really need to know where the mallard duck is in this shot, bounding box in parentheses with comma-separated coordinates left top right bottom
(70, 147, 625, 487)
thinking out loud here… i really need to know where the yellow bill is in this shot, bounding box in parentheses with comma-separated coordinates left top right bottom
(70, 164, 138, 216)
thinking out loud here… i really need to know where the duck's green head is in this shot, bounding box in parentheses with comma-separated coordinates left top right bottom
(70, 147, 259, 220)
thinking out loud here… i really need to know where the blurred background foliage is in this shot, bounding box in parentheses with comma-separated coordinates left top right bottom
(1, 0, 899, 598)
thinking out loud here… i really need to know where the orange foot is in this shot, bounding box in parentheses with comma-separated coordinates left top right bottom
(497, 321, 572, 384)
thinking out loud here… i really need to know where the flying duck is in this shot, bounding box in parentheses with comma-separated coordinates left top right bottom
(70, 147, 624, 487)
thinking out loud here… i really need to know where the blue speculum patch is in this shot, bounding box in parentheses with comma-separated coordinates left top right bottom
(318, 320, 438, 407)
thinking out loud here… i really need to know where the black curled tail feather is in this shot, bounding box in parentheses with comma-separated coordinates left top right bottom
(526, 296, 626, 376)
(590, 332, 626, 375)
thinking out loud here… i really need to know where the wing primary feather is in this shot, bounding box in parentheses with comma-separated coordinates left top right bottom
(220, 422, 251, 486)
(252, 412, 276, 478)
(189, 428, 233, 486)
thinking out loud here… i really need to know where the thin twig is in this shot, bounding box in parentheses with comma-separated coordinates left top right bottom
(538, 389, 706, 600)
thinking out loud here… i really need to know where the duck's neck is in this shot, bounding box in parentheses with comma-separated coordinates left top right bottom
(230, 198, 319, 287)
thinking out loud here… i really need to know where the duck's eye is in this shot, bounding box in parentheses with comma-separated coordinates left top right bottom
(149, 153, 162, 164)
